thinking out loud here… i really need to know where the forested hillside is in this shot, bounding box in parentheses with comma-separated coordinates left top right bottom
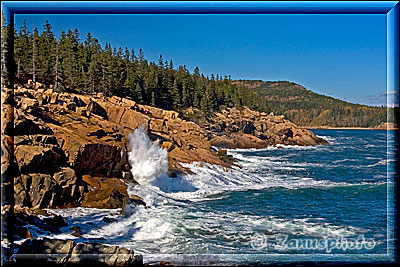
(2, 17, 395, 128)
(8, 19, 268, 114)
(234, 80, 395, 127)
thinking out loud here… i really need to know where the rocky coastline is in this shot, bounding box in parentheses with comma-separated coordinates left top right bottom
(1, 86, 328, 266)
(303, 122, 398, 131)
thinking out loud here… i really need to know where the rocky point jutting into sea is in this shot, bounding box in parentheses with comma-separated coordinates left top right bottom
(1, 85, 327, 266)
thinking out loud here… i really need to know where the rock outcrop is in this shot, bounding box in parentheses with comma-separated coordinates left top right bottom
(2, 205, 144, 266)
(81, 175, 130, 209)
(15, 238, 143, 266)
(374, 122, 398, 130)
(1, 205, 68, 241)
(203, 107, 328, 149)
(5, 87, 234, 210)
(2, 87, 328, 212)
(2, 86, 329, 266)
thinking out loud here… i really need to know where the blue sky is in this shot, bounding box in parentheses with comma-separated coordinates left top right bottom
(15, 14, 395, 107)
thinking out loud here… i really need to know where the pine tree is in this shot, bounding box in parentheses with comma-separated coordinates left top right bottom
(171, 79, 181, 109)
(10, 19, 281, 117)
(135, 83, 143, 102)
(193, 67, 202, 108)
(84, 32, 102, 93)
(14, 19, 30, 82)
(31, 26, 39, 83)
(1, 11, 14, 88)
(37, 21, 57, 85)
(54, 39, 60, 90)
(209, 74, 218, 110)
(200, 93, 211, 114)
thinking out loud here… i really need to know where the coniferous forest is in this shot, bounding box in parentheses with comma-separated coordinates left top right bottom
(9, 19, 269, 115)
(235, 80, 397, 127)
(2, 17, 396, 127)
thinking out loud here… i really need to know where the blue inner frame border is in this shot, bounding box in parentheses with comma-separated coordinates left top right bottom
(1, 0, 398, 264)
(0, 1, 398, 15)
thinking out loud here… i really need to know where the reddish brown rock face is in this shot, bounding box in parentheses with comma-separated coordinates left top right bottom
(3, 87, 326, 210)
(206, 107, 328, 149)
(4, 88, 231, 209)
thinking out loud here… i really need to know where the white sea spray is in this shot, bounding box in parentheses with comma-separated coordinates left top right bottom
(127, 125, 168, 186)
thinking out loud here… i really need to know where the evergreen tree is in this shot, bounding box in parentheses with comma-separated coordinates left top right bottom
(31, 26, 39, 83)
(37, 21, 57, 85)
(1, 12, 12, 87)
(13, 19, 390, 127)
(135, 83, 143, 102)
(14, 19, 30, 82)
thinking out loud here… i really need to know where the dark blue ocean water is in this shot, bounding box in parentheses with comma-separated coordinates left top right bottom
(215, 129, 395, 255)
(49, 129, 396, 264)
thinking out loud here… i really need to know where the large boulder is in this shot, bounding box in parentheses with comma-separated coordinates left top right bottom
(16, 238, 143, 266)
(81, 176, 145, 210)
(81, 176, 127, 209)
(81, 188, 126, 209)
(14, 168, 83, 209)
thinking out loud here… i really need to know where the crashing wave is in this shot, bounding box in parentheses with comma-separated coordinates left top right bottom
(127, 125, 169, 186)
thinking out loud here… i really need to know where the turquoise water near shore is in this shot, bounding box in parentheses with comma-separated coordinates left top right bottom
(48, 129, 396, 265)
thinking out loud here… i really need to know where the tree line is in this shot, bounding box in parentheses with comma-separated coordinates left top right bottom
(236, 80, 394, 127)
(4, 17, 393, 127)
(7, 18, 269, 114)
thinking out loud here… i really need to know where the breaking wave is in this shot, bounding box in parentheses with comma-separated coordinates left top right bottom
(127, 125, 168, 186)
(125, 127, 382, 203)
(43, 129, 388, 260)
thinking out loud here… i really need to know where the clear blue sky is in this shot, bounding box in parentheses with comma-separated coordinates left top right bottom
(15, 14, 394, 107)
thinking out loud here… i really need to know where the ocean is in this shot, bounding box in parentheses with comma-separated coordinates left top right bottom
(47, 129, 396, 265)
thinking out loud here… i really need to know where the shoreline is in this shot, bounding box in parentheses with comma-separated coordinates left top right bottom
(302, 126, 398, 131)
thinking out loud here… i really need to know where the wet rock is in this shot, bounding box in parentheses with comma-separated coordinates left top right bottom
(10, 206, 67, 234)
(168, 170, 178, 178)
(43, 214, 68, 228)
(217, 149, 227, 156)
(15, 238, 144, 266)
(81, 185, 126, 209)
(102, 216, 118, 224)
(70, 226, 83, 237)
(121, 195, 147, 215)
(16, 226, 33, 239)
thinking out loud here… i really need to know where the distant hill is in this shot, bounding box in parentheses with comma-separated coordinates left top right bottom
(233, 80, 395, 128)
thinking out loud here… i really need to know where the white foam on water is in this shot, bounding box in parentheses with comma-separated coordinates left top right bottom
(229, 144, 326, 152)
(316, 135, 336, 144)
(43, 129, 384, 258)
(367, 159, 388, 167)
(128, 125, 169, 186)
